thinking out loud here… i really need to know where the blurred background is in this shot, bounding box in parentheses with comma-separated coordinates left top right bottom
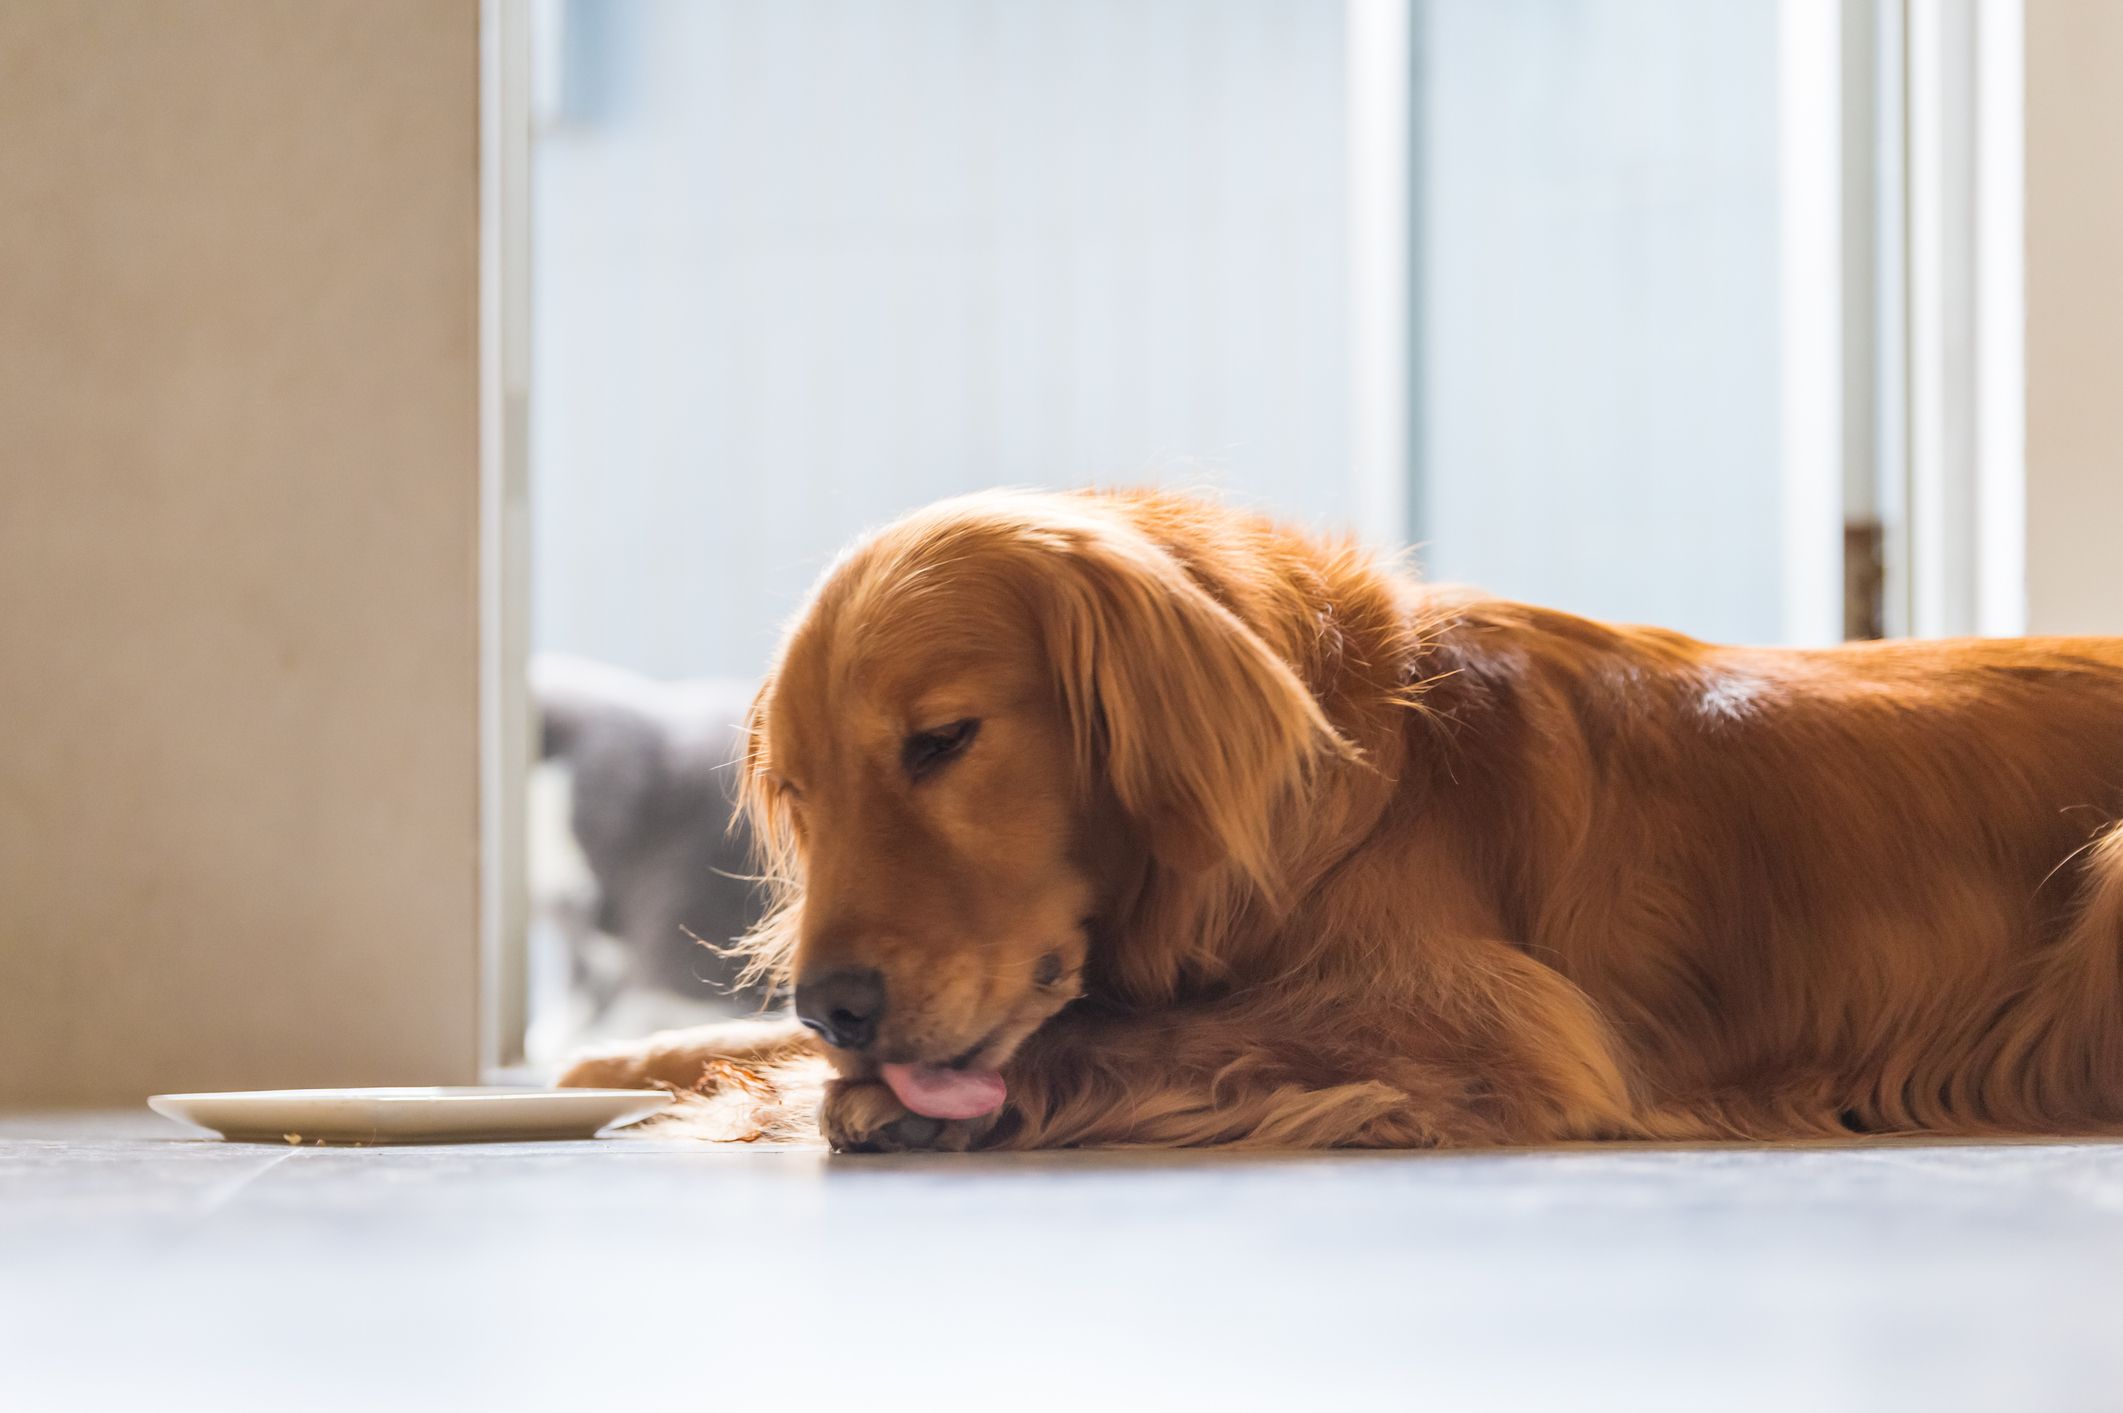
(517, 0, 2045, 1056)
(533, 0, 1792, 679)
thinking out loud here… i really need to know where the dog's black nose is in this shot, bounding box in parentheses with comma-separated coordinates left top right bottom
(794, 967, 885, 1051)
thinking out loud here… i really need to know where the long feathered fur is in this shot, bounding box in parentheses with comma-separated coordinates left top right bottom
(565, 487, 2123, 1149)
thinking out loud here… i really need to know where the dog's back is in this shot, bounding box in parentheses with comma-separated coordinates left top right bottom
(1404, 598, 2123, 1135)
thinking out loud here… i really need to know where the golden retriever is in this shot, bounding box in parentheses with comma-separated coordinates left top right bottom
(562, 488, 2123, 1152)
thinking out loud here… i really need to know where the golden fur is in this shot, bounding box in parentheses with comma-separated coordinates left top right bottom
(563, 488, 2123, 1151)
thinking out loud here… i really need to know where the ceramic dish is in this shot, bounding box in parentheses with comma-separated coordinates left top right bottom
(146, 1086, 672, 1144)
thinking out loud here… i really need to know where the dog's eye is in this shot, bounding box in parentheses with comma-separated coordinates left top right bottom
(901, 718, 980, 781)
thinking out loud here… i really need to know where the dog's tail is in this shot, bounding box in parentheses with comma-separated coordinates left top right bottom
(1966, 822, 2123, 1130)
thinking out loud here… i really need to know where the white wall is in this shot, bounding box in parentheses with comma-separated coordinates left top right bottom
(1417, 0, 1786, 643)
(533, 0, 1354, 681)
(534, 0, 1803, 682)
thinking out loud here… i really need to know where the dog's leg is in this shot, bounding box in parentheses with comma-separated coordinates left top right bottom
(1008, 999, 1631, 1150)
(557, 1014, 817, 1091)
(827, 944, 1642, 1152)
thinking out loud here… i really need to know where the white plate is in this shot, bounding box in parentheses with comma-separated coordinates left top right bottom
(146, 1086, 672, 1145)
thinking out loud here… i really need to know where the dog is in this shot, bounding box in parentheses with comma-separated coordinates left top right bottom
(561, 488, 2123, 1152)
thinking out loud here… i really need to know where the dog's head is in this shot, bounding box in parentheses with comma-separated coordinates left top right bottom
(737, 492, 1345, 1114)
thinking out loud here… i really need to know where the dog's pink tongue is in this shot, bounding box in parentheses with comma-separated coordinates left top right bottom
(880, 1062, 1007, 1120)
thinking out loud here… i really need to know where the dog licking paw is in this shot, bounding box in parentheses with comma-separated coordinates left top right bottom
(821, 1079, 1002, 1153)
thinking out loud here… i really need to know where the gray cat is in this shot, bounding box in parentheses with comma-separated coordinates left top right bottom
(532, 656, 769, 1024)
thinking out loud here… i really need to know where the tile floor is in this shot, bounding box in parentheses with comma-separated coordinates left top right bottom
(2, 1112, 2120, 1411)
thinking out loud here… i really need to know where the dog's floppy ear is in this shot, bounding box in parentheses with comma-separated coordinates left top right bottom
(1029, 521, 1350, 888)
(728, 672, 804, 991)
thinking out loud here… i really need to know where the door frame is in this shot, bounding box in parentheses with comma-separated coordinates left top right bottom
(481, 0, 533, 1071)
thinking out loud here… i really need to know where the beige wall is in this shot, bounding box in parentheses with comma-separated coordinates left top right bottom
(0, 2, 484, 1104)
(2024, 1, 2123, 637)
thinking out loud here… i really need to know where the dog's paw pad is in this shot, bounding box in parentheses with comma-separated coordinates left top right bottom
(887, 1115, 943, 1147)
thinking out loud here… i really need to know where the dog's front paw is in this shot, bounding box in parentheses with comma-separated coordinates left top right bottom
(821, 1079, 1000, 1153)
